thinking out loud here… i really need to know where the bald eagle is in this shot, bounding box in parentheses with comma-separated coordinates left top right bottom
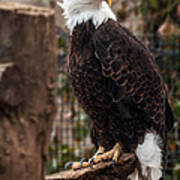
(58, 0, 174, 179)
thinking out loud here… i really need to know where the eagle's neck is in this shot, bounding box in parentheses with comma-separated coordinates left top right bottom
(60, 0, 116, 34)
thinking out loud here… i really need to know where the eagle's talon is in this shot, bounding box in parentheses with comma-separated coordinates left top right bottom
(64, 161, 73, 169)
(112, 146, 122, 162)
(89, 143, 122, 166)
(66, 144, 122, 170)
(96, 143, 123, 163)
(80, 157, 88, 168)
(89, 157, 94, 168)
(96, 152, 104, 156)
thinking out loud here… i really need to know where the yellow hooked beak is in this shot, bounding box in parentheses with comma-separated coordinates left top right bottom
(107, 0, 112, 6)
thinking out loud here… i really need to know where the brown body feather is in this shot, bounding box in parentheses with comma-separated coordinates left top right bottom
(68, 20, 174, 172)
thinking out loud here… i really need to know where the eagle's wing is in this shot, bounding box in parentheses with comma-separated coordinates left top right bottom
(93, 20, 166, 126)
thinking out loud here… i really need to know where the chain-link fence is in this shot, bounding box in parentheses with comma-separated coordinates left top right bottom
(47, 34, 180, 180)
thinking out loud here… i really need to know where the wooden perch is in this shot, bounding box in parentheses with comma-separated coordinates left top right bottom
(46, 153, 137, 180)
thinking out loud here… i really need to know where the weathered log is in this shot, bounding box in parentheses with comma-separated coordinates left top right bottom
(46, 153, 137, 180)
(0, 2, 57, 180)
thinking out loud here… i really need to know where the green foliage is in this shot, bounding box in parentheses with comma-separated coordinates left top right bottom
(59, 39, 66, 47)
(165, 175, 173, 180)
(135, 0, 180, 33)
(47, 143, 78, 173)
(174, 101, 180, 118)
(73, 122, 89, 142)
(72, 110, 90, 141)
(149, 0, 159, 9)
(57, 74, 75, 102)
(174, 163, 180, 179)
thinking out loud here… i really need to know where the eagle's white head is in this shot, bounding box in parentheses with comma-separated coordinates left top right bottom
(58, 0, 116, 34)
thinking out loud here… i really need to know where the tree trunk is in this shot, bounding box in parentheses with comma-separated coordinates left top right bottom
(0, 0, 52, 8)
(0, 2, 57, 180)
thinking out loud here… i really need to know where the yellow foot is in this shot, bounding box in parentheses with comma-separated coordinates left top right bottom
(70, 146, 105, 170)
(67, 143, 123, 170)
(91, 143, 122, 165)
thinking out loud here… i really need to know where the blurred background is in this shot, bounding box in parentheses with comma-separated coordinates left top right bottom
(3, 0, 180, 179)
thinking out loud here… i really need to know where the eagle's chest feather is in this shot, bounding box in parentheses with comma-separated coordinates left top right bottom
(69, 53, 112, 119)
(68, 23, 113, 120)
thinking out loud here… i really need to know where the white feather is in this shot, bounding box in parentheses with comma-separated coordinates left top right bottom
(128, 169, 139, 180)
(0, 62, 14, 80)
(135, 133, 163, 180)
(57, 0, 116, 34)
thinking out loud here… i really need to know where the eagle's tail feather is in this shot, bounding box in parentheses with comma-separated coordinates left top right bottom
(130, 133, 163, 180)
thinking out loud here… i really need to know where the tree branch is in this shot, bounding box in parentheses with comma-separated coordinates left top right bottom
(46, 153, 137, 180)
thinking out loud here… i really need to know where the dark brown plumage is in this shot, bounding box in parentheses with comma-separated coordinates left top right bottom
(68, 19, 174, 177)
